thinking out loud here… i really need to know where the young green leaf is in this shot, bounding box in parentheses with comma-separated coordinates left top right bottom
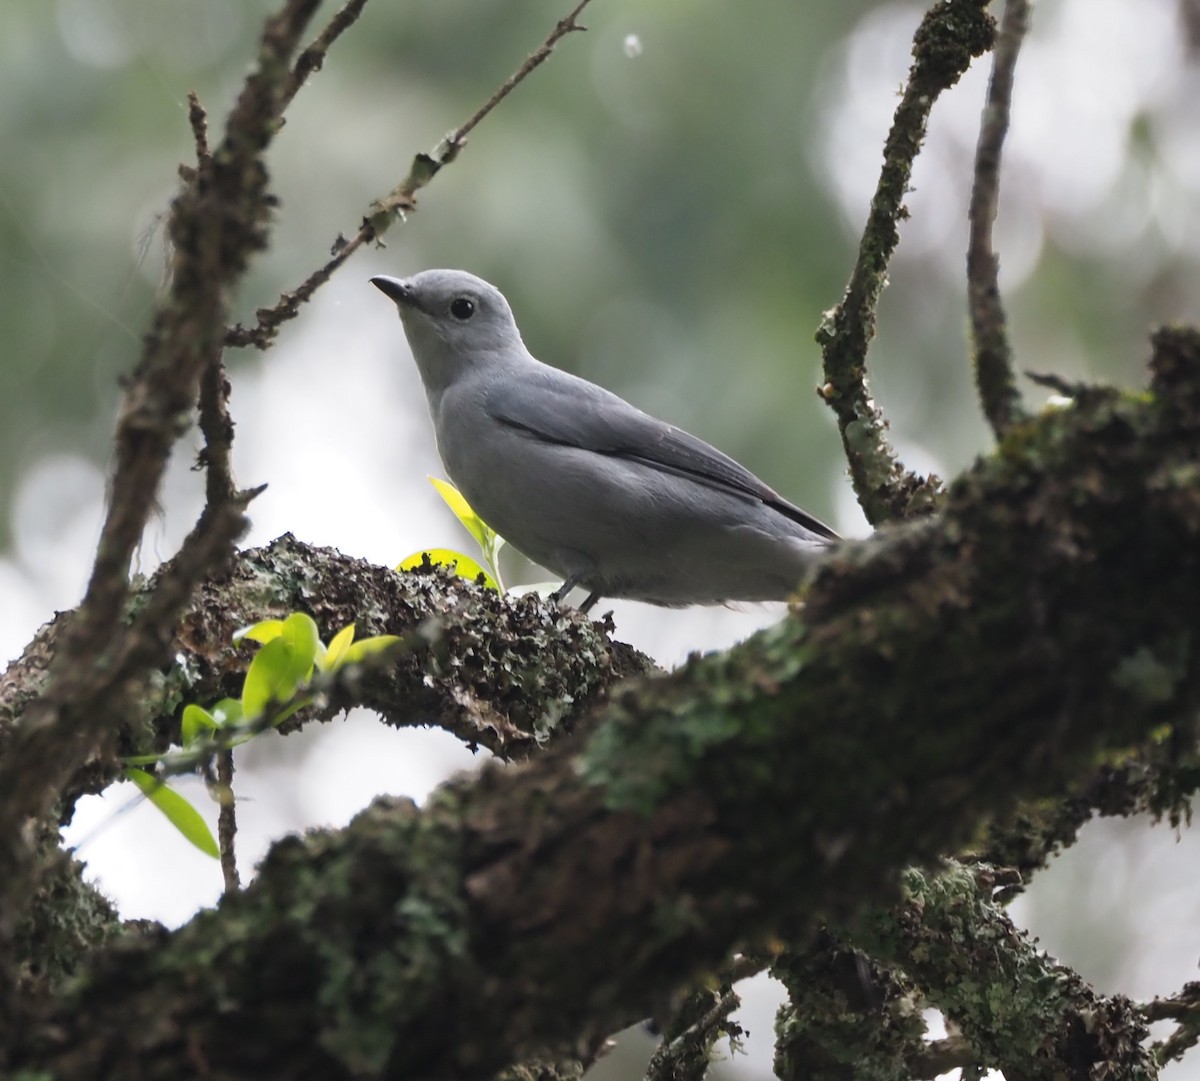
(429, 476, 491, 551)
(181, 704, 220, 747)
(125, 768, 219, 859)
(321, 623, 357, 672)
(210, 698, 243, 728)
(397, 549, 499, 591)
(233, 618, 286, 644)
(242, 633, 316, 722)
(279, 612, 321, 665)
(424, 478, 507, 592)
(342, 634, 402, 666)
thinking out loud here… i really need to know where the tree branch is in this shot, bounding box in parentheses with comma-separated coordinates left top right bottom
(215, 750, 241, 894)
(967, 0, 1032, 438)
(817, 0, 994, 525)
(2, 0, 600, 993)
(774, 934, 955, 1081)
(8, 327, 1200, 1080)
(1146, 982, 1200, 1066)
(851, 863, 1154, 1080)
(0, 536, 652, 823)
(971, 743, 1199, 882)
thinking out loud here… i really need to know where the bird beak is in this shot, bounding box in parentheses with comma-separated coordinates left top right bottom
(370, 276, 417, 306)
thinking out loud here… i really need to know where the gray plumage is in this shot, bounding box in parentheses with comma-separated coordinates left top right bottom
(371, 269, 837, 610)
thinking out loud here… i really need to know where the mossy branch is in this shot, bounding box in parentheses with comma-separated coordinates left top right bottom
(818, 0, 994, 525)
(7, 328, 1200, 1080)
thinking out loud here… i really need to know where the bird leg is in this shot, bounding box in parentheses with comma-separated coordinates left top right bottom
(550, 573, 602, 614)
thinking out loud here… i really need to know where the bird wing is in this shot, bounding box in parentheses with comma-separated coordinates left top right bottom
(482, 371, 839, 540)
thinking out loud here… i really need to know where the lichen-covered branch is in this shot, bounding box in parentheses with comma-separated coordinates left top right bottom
(1146, 982, 1200, 1066)
(817, 0, 994, 524)
(0, 538, 650, 1033)
(778, 859, 1160, 1081)
(0, 536, 651, 822)
(967, 0, 1031, 437)
(774, 935, 955, 1081)
(852, 863, 1155, 1080)
(970, 741, 1198, 880)
(8, 328, 1200, 1081)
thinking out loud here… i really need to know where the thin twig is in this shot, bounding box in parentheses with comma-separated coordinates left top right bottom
(967, 0, 1031, 438)
(224, 231, 370, 349)
(225, 0, 592, 351)
(817, 0, 994, 526)
(280, 0, 371, 113)
(446, 0, 591, 149)
(114, 493, 261, 693)
(216, 750, 241, 893)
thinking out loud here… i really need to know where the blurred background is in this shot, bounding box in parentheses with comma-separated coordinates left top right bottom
(3, 0, 1199, 1076)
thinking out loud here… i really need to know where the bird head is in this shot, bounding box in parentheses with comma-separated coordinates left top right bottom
(371, 269, 527, 394)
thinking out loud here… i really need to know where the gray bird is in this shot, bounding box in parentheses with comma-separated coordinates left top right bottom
(371, 269, 837, 612)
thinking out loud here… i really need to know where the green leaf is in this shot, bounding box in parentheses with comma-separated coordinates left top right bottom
(181, 704, 219, 747)
(321, 623, 356, 672)
(233, 618, 285, 644)
(125, 768, 219, 859)
(424, 478, 507, 592)
(396, 549, 499, 591)
(241, 615, 319, 722)
(279, 612, 321, 665)
(343, 635, 402, 666)
(210, 698, 243, 727)
(429, 477, 491, 551)
(242, 638, 307, 721)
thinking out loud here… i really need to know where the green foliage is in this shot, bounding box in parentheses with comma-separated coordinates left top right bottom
(398, 478, 505, 592)
(240, 612, 321, 723)
(181, 699, 243, 746)
(397, 548, 499, 592)
(124, 767, 219, 859)
(123, 615, 400, 861)
(330, 627, 405, 668)
(180, 703, 220, 746)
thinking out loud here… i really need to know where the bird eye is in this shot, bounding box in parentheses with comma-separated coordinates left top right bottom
(450, 297, 476, 321)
